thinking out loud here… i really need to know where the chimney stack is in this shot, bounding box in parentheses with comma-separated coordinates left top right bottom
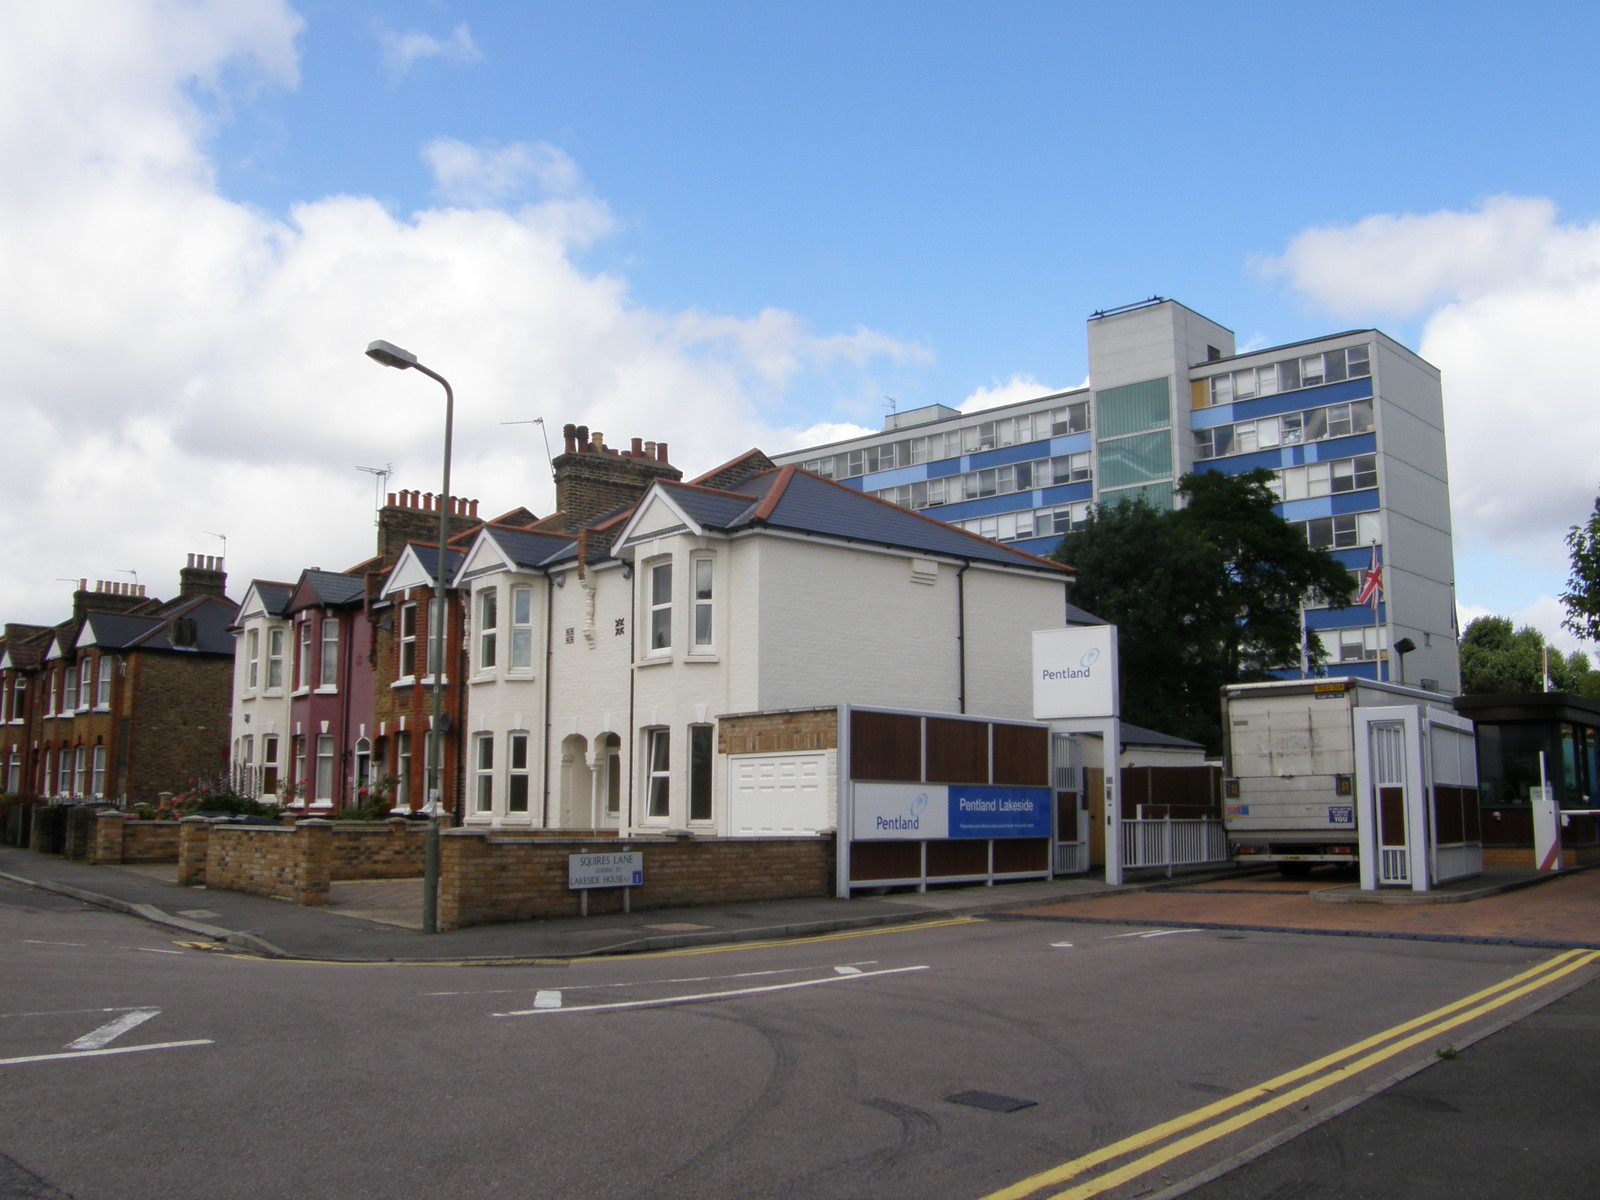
(179, 553, 229, 600)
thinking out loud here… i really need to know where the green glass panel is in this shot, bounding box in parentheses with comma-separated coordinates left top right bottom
(1097, 430, 1172, 489)
(1098, 482, 1174, 511)
(1094, 378, 1171, 439)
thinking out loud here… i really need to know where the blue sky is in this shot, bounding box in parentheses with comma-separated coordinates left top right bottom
(5, 0, 1600, 657)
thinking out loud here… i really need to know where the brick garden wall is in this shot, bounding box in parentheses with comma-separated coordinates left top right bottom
(89, 813, 181, 864)
(328, 820, 426, 879)
(437, 830, 835, 931)
(179, 818, 427, 906)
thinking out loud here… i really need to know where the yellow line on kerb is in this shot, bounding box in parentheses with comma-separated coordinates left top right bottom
(982, 949, 1600, 1200)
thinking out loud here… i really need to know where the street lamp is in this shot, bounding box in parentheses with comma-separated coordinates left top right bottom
(365, 338, 453, 934)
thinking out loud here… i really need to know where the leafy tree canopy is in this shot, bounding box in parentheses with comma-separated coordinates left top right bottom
(1460, 615, 1598, 697)
(1562, 493, 1600, 644)
(1052, 469, 1356, 753)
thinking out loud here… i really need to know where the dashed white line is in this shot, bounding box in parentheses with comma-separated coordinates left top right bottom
(494, 964, 930, 1017)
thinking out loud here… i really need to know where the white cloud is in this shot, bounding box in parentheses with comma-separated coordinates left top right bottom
(1265, 196, 1600, 647)
(423, 138, 587, 207)
(958, 375, 1064, 414)
(0, 1, 922, 627)
(376, 21, 481, 77)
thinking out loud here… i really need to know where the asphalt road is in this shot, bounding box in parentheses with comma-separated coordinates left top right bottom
(2, 878, 1594, 1200)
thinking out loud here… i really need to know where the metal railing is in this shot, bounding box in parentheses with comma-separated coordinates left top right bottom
(1121, 817, 1229, 872)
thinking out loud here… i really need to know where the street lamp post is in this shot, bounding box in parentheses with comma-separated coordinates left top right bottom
(365, 338, 452, 934)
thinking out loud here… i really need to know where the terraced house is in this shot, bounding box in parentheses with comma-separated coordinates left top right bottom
(1, 557, 237, 804)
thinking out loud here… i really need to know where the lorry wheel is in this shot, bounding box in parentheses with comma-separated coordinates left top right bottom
(1277, 862, 1314, 880)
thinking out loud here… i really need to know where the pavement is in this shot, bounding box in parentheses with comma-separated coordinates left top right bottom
(3, 843, 1598, 962)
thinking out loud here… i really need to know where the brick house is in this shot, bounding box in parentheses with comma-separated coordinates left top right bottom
(0, 623, 54, 793)
(18, 557, 238, 804)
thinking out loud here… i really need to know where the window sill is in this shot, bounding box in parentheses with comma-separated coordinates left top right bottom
(636, 655, 672, 669)
(391, 678, 416, 690)
(263, 689, 284, 699)
(684, 653, 720, 665)
(308, 800, 333, 810)
(506, 668, 536, 681)
(291, 688, 310, 698)
(314, 686, 338, 696)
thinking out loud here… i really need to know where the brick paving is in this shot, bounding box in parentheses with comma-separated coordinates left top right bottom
(1002, 869, 1600, 948)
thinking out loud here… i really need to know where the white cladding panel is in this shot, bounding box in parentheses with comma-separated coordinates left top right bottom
(728, 751, 834, 836)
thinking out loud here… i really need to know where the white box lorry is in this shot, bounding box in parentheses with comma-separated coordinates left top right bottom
(1221, 677, 1460, 877)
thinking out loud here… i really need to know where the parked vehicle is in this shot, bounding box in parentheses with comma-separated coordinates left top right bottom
(1221, 678, 1459, 877)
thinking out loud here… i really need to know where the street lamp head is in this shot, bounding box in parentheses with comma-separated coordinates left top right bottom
(366, 339, 418, 370)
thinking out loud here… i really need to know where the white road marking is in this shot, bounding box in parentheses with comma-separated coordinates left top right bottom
(494, 964, 930, 1017)
(0, 1040, 212, 1067)
(834, 966, 863, 975)
(23, 940, 86, 947)
(126, 947, 185, 955)
(532, 990, 563, 1009)
(425, 965, 822, 997)
(67, 1009, 159, 1051)
(1051, 942, 1075, 948)
(1105, 928, 1202, 940)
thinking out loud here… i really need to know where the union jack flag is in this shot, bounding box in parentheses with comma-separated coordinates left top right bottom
(1355, 543, 1383, 608)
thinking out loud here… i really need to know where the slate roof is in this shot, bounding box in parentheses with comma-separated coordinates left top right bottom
(489, 528, 576, 571)
(645, 467, 1070, 575)
(1120, 723, 1206, 751)
(251, 582, 294, 616)
(297, 569, 366, 607)
(81, 595, 237, 655)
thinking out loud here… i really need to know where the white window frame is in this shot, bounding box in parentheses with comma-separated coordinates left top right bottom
(474, 733, 494, 813)
(94, 656, 111, 710)
(262, 734, 279, 797)
(478, 587, 498, 673)
(691, 555, 715, 653)
(73, 745, 87, 796)
(295, 619, 312, 693)
(90, 745, 106, 799)
(266, 627, 285, 691)
(76, 659, 91, 711)
(510, 586, 533, 673)
(507, 731, 530, 814)
(318, 616, 339, 690)
(398, 602, 419, 681)
(246, 628, 260, 690)
(314, 734, 335, 804)
(647, 560, 673, 656)
(645, 727, 671, 819)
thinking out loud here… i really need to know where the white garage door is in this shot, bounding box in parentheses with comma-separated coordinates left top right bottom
(728, 751, 833, 837)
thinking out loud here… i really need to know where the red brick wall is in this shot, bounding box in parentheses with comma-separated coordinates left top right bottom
(436, 831, 835, 930)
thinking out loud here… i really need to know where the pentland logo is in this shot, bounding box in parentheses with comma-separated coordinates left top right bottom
(1042, 646, 1099, 682)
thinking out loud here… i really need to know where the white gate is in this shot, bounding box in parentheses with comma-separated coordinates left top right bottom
(1052, 734, 1089, 875)
(1368, 721, 1411, 885)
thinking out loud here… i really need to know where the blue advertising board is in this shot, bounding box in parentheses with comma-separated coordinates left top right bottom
(853, 783, 1052, 840)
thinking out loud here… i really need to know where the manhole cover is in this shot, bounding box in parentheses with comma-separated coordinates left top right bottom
(946, 1090, 1036, 1113)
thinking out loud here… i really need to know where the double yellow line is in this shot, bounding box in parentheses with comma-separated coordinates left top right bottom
(983, 948, 1600, 1200)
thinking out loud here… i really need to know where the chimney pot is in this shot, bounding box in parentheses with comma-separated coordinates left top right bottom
(657, 442, 669, 463)
(644, 441, 656, 459)
(631, 437, 643, 456)
(470, 499, 479, 517)
(576, 425, 590, 451)
(591, 431, 604, 451)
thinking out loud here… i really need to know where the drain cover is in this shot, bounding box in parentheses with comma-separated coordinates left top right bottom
(946, 1090, 1036, 1113)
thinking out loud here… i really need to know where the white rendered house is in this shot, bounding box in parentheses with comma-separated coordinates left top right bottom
(452, 462, 1073, 838)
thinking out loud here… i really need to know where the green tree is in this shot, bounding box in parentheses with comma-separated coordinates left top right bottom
(1053, 469, 1355, 753)
(1562, 493, 1600, 644)
(1460, 615, 1597, 695)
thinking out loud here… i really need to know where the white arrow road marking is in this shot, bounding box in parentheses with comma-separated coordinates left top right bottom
(1051, 942, 1075, 948)
(834, 966, 863, 975)
(532, 990, 563, 1009)
(1, 1040, 213, 1067)
(67, 1009, 159, 1051)
(495, 964, 929, 1017)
